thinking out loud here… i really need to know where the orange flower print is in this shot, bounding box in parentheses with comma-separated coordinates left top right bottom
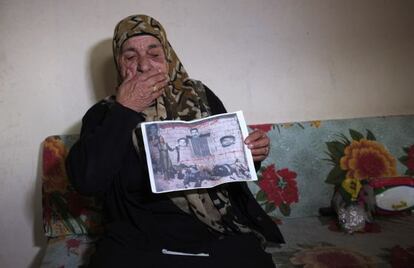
(340, 139, 397, 180)
(310, 120, 321, 128)
(43, 137, 69, 193)
(282, 123, 294, 128)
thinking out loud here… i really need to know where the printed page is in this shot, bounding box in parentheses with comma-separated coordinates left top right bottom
(141, 111, 257, 193)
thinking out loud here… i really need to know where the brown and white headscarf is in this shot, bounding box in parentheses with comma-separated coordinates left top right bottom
(113, 14, 265, 243)
(113, 14, 210, 122)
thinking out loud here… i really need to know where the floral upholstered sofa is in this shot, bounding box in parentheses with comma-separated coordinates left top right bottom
(40, 115, 414, 267)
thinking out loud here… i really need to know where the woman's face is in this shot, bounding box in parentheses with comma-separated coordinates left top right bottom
(117, 35, 168, 80)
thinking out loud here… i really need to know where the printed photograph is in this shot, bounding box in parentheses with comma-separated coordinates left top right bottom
(141, 112, 257, 193)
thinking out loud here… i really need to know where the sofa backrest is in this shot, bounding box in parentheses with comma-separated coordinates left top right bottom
(247, 114, 414, 219)
(42, 114, 414, 236)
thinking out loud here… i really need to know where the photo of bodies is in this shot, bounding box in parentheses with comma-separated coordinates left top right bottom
(142, 112, 256, 193)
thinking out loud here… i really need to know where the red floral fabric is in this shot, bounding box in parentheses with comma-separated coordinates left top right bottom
(290, 246, 375, 267)
(249, 124, 273, 133)
(406, 145, 414, 171)
(258, 164, 299, 206)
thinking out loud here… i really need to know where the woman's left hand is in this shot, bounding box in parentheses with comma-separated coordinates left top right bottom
(244, 130, 270, 162)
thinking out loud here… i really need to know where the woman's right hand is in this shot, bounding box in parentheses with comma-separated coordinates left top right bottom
(116, 68, 169, 113)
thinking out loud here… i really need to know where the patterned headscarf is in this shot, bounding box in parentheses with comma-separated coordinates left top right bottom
(113, 14, 210, 121)
(113, 15, 264, 243)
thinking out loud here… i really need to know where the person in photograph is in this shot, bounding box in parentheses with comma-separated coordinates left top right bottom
(157, 136, 175, 178)
(66, 14, 283, 268)
(187, 128, 211, 157)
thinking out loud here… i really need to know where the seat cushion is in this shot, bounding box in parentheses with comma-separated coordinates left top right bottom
(267, 215, 414, 267)
(40, 234, 98, 267)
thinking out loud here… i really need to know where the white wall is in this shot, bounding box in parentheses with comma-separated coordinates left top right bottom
(0, 0, 413, 266)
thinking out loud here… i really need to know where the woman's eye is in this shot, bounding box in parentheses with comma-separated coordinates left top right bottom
(123, 54, 136, 60)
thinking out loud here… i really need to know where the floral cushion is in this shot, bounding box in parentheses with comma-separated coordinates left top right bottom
(42, 136, 103, 237)
(247, 115, 414, 219)
(268, 215, 414, 267)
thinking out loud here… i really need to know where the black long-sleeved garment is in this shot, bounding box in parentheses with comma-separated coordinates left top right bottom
(66, 87, 283, 267)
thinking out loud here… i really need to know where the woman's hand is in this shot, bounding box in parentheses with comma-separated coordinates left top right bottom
(116, 68, 169, 113)
(244, 129, 270, 162)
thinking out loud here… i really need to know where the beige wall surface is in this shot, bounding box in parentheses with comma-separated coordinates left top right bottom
(0, 0, 413, 267)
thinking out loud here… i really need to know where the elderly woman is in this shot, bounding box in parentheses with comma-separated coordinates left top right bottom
(66, 15, 284, 268)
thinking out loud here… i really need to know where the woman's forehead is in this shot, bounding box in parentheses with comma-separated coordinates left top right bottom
(121, 35, 163, 52)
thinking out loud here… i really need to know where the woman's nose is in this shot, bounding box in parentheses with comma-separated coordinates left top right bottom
(137, 56, 152, 73)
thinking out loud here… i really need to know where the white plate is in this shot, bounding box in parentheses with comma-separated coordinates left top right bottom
(376, 186, 414, 211)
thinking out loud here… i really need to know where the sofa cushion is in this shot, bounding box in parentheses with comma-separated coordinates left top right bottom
(247, 115, 414, 219)
(40, 215, 414, 267)
(42, 136, 103, 237)
(267, 215, 414, 267)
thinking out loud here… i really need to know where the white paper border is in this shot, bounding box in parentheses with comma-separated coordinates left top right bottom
(141, 111, 257, 193)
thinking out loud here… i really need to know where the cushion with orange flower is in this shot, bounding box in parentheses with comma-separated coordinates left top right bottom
(42, 135, 103, 237)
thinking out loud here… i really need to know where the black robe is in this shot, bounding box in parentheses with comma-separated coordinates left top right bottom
(66, 87, 284, 268)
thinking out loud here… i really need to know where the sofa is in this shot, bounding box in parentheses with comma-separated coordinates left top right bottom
(40, 114, 414, 267)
